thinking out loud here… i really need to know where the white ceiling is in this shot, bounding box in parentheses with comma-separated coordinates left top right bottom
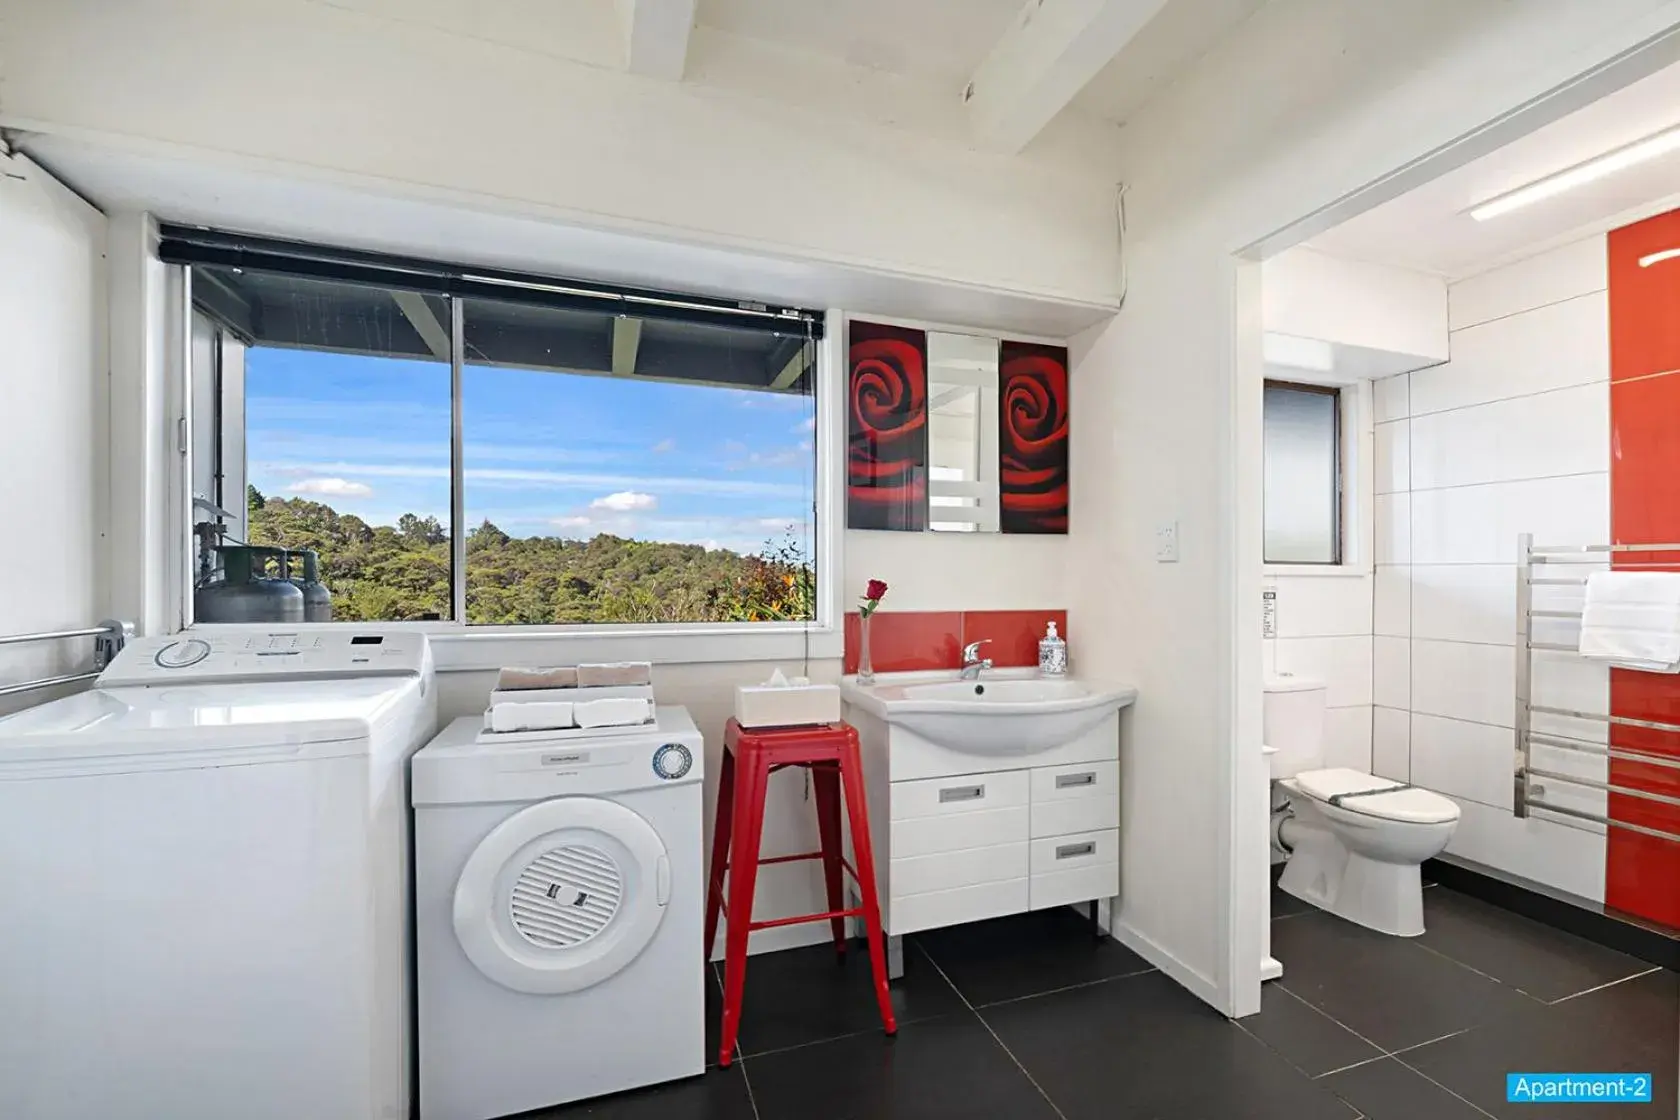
(1074, 0, 1266, 124)
(696, 0, 1025, 86)
(1306, 58, 1680, 280)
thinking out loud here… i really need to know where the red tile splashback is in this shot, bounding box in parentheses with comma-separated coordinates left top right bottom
(1606, 213, 1680, 930)
(1609, 208, 1680, 381)
(844, 609, 1068, 675)
(963, 610, 1069, 669)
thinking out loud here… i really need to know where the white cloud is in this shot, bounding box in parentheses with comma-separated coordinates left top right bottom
(287, 477, 373, 498)
(793, 416, 816, 434)
(591, 490, 658, 512)
(254, 461, 808, 499)
(652, 438, 676, 453)
(553, 515, 593, 529)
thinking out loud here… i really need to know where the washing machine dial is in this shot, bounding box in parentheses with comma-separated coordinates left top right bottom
(154, 638, 213, 669)
(651, 743, 692, 780)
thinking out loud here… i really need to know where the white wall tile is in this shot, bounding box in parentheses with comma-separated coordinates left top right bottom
(1447, 237, 1607, 331)
(1408, 384, 1607, 491)
(1274, 636, 1373, 708)
(1530, 651, 1608, 726)
(1372, 706, 1409, 781)
(1410, 712, 1512, 809)
(1374, 419, 1409, 494)
(1375, 492, 1410, 564)
(1374, 566, 1410, 637)
(1323, 705, 1373, 771)
(1373, 372, 1410, 423)
(1410, 564, 1515, 646)
(1410, 638, 1513, 727)
(1421, 291, 1609, 413)
(1409, 473, 1609, 565)
(1445, 797, 1606, 903)
(1372, 635, 1409, 709)
(1272, 575, 1373, 638)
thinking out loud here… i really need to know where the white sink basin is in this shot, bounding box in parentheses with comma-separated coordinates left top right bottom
(841, 673, 1136, 755)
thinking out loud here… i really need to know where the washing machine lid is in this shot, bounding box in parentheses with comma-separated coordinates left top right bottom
(0, 679, 415, 772)
(1293, 768, 1460, 824)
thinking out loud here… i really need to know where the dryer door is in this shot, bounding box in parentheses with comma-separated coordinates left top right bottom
(453, 797, 672, 994)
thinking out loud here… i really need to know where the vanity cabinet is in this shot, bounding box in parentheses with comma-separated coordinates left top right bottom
(845, 706, 1122, 937)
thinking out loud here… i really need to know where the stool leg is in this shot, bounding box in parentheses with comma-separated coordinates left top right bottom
(717, 751, 769, 1067)
(837, 739, 897, 1036)
(810, 761, 847, 956)
(703, 749, 736, 961)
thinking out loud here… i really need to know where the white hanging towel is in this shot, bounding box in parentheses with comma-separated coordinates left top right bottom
(488, 701, 577, 733)
(1578, 570, 1680, 672)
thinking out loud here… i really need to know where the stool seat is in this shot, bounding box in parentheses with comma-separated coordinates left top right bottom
(704, 719, 896, 1066)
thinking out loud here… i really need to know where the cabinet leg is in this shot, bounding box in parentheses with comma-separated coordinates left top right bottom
(886, 935, 904, 981)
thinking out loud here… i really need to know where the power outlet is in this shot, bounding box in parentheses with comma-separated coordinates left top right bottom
(1155, 521, 1179, 563)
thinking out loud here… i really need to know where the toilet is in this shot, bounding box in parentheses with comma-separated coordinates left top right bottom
(1265, 674, 1459, 937)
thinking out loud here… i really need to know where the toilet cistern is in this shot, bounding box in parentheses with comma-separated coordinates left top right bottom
(959, 639, 993, 681)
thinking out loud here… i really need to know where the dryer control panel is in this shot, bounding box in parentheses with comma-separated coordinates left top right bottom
(97, 631, 431, 686)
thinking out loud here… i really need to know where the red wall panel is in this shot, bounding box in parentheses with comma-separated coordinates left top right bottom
(844, 609, 1068, 675)
(1605, 209, 1680, 929)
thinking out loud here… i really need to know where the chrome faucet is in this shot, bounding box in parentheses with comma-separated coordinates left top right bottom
(959, 639, 993, 680)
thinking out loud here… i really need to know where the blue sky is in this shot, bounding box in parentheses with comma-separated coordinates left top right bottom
(246, 348, 816, 557)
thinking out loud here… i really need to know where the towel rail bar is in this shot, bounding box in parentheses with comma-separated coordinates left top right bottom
(1528, 801, 1680, 845)
(1526, 732, 1680, 771)
(0, 621, 132, 701)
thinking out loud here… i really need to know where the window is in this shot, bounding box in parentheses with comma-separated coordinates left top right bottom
(180, 233, 820, 628)
(1262, 380, 1341, 565)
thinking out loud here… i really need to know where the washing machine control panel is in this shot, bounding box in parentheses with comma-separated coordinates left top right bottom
(101, 631, 431, 685)
(651, 743, 693, 780)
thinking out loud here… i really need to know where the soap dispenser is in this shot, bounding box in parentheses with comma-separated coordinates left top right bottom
(1038, 621, 1068, 676)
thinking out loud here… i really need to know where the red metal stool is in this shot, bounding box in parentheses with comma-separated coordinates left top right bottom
(703, 718, 896, 1067)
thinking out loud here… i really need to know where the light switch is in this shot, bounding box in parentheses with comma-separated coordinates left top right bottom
(1155, 521, 1179, 563)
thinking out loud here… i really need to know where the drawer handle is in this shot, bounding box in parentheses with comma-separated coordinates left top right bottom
(1055, 772, 1097, 789)
(938, 784, 985, 803)
(1056, 841, 1097, 860)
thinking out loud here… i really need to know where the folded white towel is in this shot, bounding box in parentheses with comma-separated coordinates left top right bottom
(496, 666, 579, 691)
(574, 697, 652, 729)
(1579, 571, 1680, 672)
(577, 662, 653, 687)
(489, 701, 577, 733)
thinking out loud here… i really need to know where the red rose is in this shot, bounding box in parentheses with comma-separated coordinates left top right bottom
(865, 579, 888, 601)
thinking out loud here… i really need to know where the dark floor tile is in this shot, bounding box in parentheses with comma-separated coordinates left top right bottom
(1406, 969, 1678, 1119)
(1274, 911, 1540, 1052)
(728, 938, 965, 1057)
(743, 1012, 1058, 1120)
(982, 970, 1357, 1119)
(1418, 887, 1653, 1002)
(912, 907, 1153, 1005)
(1322, 1057, 1491, 1120)
(532, 1064, 756, 1120)
(1239, 982, 1383, 1077)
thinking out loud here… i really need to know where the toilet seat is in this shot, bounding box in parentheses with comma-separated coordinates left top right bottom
(1292, 768, 1460, 825)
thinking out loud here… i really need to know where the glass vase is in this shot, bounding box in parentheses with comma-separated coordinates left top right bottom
(857, 612, 875, 684)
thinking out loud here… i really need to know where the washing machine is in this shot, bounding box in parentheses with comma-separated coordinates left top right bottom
(0, 630, 436, 1120)
(412, 708, 706, 1120)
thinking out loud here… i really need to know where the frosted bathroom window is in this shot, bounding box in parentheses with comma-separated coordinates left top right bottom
(1263, 382, 1341, 565)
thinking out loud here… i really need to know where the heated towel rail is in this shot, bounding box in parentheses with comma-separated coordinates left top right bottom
(1514, 534, 1680, 845)
(0, 620, 132, 699)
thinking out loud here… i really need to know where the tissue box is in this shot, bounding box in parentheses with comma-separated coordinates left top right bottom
(734, 683, 841, 728)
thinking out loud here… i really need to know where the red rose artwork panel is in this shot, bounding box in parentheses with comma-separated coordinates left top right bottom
(998, 341, 1070, 534)
(848, 320, 929, 532)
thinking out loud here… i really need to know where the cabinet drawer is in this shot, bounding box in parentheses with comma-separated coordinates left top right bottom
(890, 878, 1029, 936)
(891, 807, 1029, 858)
(1031, 797, 1119, 839)
(1030, 761, 1118, 804)
(891, 770, 1029, 821)
(1028, 828, 1119, 911)
(890, 842, 1029, 897)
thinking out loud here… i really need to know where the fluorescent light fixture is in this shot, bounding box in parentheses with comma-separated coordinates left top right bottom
(1640, 248, 1680, 268)
(1469, 123, 1680, 221)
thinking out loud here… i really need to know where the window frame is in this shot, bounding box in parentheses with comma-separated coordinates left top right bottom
(169, 260, 844, 669)
(1262, 378, 1345, 568)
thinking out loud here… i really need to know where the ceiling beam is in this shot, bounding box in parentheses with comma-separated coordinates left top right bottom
(617, 0, 697, 80)
(391, 291, 451, 360)
(611, 316, 643, 376)
(965, 0, 1171, 154)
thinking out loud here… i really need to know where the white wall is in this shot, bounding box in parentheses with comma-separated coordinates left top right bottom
(1371, 236, 1612, 901)
(1070, 0, 1680, 1019)
(1263, 247, 1449, 364)
(0, 154, 108, 713)
(0, 0, 1124, 308)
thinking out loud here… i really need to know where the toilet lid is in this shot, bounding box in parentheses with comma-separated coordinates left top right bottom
(1293, 768, 1460, 825)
